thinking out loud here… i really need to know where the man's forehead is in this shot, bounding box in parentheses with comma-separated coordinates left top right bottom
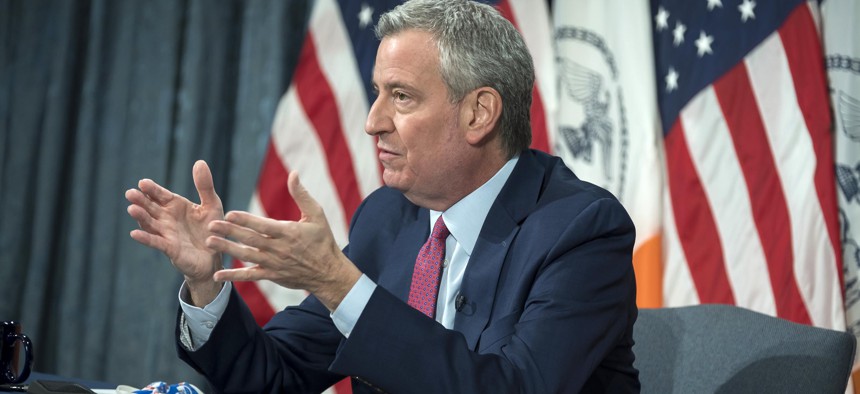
(376, 29, 437, 59)
(371, 31, 439, 83)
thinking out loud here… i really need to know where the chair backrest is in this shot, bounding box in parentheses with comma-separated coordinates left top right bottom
(633, 304, 856, 393)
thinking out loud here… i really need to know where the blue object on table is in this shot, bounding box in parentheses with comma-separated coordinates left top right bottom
(132, 381, 200, 394)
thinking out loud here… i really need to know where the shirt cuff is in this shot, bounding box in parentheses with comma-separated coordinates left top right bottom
(179, 281, 232, 350)
(331, 274, 376, 338)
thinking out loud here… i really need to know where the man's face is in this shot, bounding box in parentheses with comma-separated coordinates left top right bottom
(366, 30, 470, 208)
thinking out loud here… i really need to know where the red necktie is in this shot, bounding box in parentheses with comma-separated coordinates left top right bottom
(407, 216, 450, 318)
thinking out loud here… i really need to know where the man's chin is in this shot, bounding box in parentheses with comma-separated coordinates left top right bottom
(381, 172, 411, 193)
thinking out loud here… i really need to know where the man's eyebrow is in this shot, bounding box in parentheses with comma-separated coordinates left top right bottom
(378, 81, 412, 92)
(370, 79, 409, 94)
(370, 66, 417, 92)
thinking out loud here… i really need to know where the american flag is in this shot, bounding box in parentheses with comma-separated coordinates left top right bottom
(231, 1, 554, 392)
(655, 0, 845, 330)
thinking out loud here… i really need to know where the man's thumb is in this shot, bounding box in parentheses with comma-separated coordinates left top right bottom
(193, 160, 220, 206)
(287, 171, 322, 220)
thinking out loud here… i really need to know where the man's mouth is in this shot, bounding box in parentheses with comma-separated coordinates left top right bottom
(377, 145, 400, 161)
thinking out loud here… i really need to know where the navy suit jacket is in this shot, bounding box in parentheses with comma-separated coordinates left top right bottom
(178, 149, 639, 393)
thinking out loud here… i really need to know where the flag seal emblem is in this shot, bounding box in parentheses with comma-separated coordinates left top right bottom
(554, 26, 629, 200)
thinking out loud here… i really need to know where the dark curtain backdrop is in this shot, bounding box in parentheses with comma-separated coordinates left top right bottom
(0, 0, 311, 387)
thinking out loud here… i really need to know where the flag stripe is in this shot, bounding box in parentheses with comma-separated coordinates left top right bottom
(271, 88, 350, 244)
(309, 0, 381, 197)
(778, 4, 843, 295)
(680, 87, 777, 313)
(257, 141, 300, 221)
(746, 14, 843, 329)
(662, 182, 700, 306)
(294, 35, 364, 227)
(664, 119, 735, 305)
(510, 0, 557, 153)
(529, 85, 550, 153)
(713, 63, 811, 324)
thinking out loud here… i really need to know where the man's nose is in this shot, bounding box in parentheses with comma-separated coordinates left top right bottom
(365, 96, 393, 136)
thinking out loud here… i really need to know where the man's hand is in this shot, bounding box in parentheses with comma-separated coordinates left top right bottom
(206, 171, 362, 312)
(126, 160, 224, 306)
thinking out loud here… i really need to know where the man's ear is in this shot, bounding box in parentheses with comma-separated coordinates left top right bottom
(462, 87, 502, 145)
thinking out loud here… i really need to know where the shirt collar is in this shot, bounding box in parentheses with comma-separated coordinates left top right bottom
(429, 155, 519, 255)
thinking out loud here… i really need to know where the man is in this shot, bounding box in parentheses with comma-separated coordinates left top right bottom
(125, 0, 639, 392)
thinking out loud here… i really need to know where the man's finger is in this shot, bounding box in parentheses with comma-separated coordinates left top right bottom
(287, 171, 324, 220)
(222, 211, 288, 238)
(138, 178, 175, 206)
(127, 204, 164, 235)
(126, 189, 162, 218)
(193, 160, 220, 207)
(209, 219, 273, 250)
(213, 266, 268, 282)
(129, 229, 168, 252)
(205, 235, 267, 264)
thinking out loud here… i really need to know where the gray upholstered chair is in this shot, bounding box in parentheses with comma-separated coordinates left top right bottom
(633, 304, 856, 393)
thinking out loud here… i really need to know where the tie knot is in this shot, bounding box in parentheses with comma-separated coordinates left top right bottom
(431, 216, 450, 240)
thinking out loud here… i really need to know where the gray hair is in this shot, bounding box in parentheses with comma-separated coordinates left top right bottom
(375, 0, 534, 157)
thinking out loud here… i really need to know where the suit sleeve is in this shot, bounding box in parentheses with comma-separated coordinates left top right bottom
(176, 284, 347, 393)
(328, 197, 637, 393)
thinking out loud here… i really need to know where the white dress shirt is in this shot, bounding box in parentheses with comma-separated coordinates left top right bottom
(180, 156, 519, 348)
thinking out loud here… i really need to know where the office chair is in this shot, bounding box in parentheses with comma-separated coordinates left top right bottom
(633, 304, 856, 393)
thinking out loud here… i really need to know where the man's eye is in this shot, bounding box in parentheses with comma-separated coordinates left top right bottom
(394, 92, 408, 101)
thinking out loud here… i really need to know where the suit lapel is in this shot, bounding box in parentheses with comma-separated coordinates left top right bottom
(453, 150, 547, 350)
(377, 208, 430, 302)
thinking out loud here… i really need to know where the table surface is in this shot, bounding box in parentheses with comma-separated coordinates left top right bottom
(1, 371, 116, 392)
